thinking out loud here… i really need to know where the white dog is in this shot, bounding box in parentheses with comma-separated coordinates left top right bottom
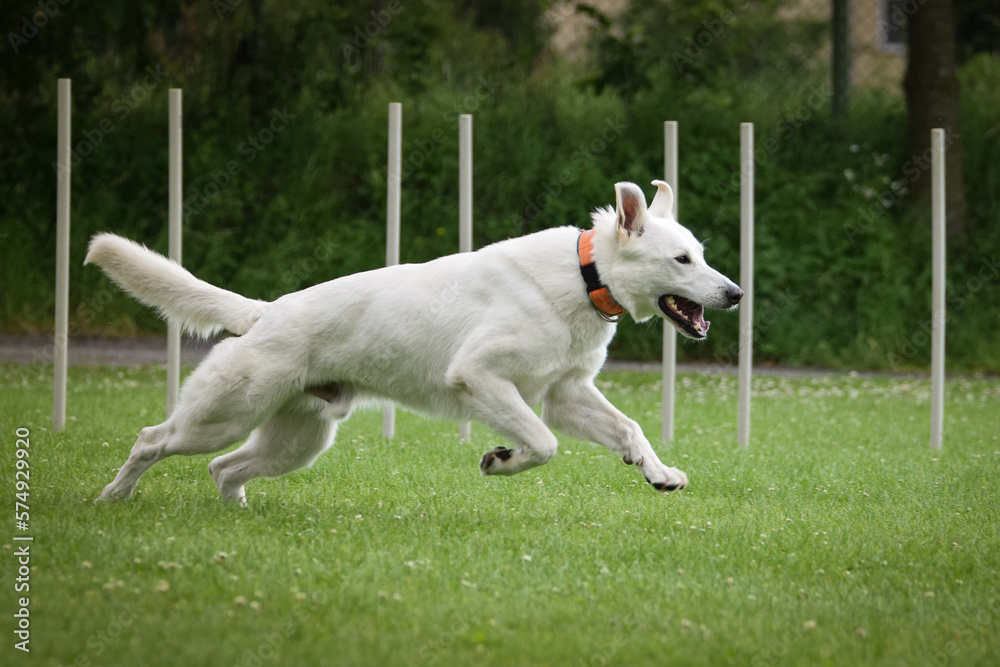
(86, 181, 741, 503)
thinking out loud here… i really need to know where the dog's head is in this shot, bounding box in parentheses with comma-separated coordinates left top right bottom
(594, 181, 742, 340)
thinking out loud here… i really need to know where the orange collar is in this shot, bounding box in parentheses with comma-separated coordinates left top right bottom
(577, 229, 624, 322)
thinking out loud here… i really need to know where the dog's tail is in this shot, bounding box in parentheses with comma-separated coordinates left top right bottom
(85, 233, 267, 337)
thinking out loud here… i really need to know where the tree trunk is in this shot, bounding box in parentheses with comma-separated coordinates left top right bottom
(903, 0, 967, 239)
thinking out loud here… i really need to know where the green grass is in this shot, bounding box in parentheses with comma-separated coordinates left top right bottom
(2, 363, 999, 666)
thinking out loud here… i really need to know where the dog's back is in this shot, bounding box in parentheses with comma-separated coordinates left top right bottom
(253, 225, 612, 415)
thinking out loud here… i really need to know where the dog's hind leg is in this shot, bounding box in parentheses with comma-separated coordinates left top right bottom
(208, 386, 353, 503)
(98, 339, 304, 501)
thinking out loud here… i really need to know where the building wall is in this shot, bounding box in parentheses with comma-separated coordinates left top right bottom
(545, 0, 908, 94)
(784, 0, 908, 93)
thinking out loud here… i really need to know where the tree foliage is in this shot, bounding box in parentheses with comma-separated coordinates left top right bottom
(1, 0, 998, 370)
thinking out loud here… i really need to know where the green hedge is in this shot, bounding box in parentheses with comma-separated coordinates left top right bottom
(2, 4, 998, 371)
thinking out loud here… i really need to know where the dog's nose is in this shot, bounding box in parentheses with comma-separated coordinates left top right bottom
(727, 286, 743, 305)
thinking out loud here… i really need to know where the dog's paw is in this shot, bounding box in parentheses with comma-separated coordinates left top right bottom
(642, 463, 688, 492)
(479, 446, 515, 475)
(95, 482, 133, 503)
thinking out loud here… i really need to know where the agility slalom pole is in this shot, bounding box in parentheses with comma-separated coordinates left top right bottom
(930, 128, 946, 450)
(383, 103, 402, 439)
(737, 123, 754, 449)
(166, 89, 183, 416)
(661, 121, 678, 443)
(54, 78, 71, 433)
(458, 114, 473, 442)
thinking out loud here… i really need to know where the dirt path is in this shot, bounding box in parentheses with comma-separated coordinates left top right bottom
(0, 335, 952, 379)
(0, 335, 215, 368)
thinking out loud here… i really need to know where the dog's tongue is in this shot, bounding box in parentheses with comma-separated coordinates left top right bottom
(693, 307, 710, 333)
(674, 296, 710, 334)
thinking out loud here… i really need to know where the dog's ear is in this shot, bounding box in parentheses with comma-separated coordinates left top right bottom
(615, 182, 647, 239)
(648, 180, 674, 219)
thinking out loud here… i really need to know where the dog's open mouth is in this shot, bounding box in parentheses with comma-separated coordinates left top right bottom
(658, 295, 709, 339)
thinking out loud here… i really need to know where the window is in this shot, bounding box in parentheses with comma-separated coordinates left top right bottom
(879, 0, 909, 54)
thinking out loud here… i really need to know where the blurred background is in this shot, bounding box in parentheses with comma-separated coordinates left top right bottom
(1, 0, 997, 371)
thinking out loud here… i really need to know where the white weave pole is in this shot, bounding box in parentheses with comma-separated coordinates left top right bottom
(383, 102, 402, 439)
(458, 114, 473, 442)
(930, 128, 946, 450)
(661, 121, 678, 443)
(737, 123, 755, 449)
(54, 78, 71, 433)
(166, 89, 183, 416)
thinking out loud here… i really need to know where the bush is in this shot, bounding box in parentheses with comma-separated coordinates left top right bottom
(1, 1, 997, 371)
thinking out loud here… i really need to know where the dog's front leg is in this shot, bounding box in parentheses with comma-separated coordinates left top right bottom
(449, 370, 559, 476)
(542, 380, 688, 491)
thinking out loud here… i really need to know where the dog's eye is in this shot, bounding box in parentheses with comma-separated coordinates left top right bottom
(674, 255, 691, 265)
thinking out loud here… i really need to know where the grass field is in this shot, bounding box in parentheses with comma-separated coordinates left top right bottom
(2, 363, 999, 666)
